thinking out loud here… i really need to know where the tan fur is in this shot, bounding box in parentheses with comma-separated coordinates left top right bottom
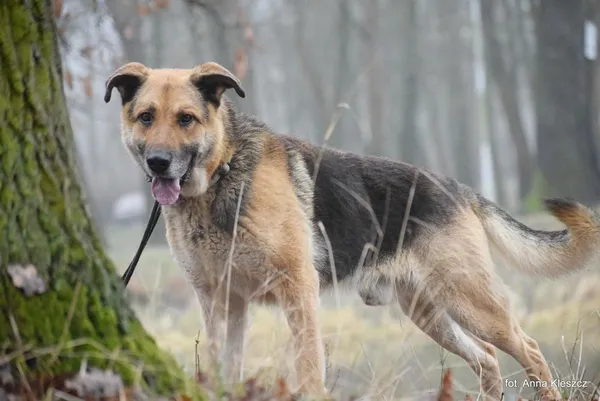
(111, 64, 325, 395)
(480, 201, 600, 279)
(163, 139, 325, 393)
(370, 207, 565, 401)
(548, 201, 598, 238)
(107, 62, 595, 401)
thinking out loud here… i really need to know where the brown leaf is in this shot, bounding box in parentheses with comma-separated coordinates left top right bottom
(81, 76, 93, 97)
(64, 70, 73, 89)
(273, 377, 293, 400)
(437, 370, 453, 401)
(52, 0, 64, 18)
(155, 0, 170, 9)
(234, 47, 248, 81)
(0, 368, 155, 401)
(137, 4, 152, 15)
(7, 264, 47, 297)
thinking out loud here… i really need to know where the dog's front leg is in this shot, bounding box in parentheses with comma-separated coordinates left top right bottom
(195, 287, 249, 383)
(221, 294, 248, 382)
(276, 268, 326, 396)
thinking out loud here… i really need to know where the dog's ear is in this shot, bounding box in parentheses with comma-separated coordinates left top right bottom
(104, 62, 149, 105)
(191, 62, 246, 106)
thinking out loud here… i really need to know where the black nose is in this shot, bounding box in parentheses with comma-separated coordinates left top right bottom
(146, 151, 172, 174)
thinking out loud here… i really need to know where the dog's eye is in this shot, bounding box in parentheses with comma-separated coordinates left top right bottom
(178, 114, 193, 126)
(139, 112, 153, 125)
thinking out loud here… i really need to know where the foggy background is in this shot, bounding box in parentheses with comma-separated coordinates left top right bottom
(56, 0, 600, 400)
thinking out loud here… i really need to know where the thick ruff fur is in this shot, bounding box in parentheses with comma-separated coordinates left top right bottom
(105, 62, 600, 401)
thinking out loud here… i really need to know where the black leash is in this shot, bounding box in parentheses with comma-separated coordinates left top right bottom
(121, 200, 161, 286)
(121, 162, 231, 287)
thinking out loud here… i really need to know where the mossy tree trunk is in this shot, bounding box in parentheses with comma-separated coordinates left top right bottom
(0, 0, 183, 394)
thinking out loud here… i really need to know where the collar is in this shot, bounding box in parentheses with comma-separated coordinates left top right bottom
(208, 161, 230, 186)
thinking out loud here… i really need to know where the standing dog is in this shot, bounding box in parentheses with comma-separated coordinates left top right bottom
(106, 61, 600, 400)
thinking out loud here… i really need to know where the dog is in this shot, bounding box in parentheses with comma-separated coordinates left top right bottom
(105, 61, 600, 400)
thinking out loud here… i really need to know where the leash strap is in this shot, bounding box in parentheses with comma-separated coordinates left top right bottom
(121, 200, 161, 286)
(121, 162, 230, 287)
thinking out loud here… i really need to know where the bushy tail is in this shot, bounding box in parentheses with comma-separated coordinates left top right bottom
(477, 196, 600, 278)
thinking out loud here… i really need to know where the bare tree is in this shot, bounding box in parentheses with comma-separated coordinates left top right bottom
(481, 0, 534, 202)
(535, 0, 600, 203)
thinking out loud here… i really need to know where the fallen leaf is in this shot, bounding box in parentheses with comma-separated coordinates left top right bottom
(52, 0, 63, 18)
(64, 366, 124, 398)
(273, 377, 292, 400)
(155, 0, 170, 9)
(137, 4, 152, 15)
(81, 76, 93, 97)
(7, 264, 47, 297)
(64, 70, 73, 89)
(437, 370, 453, 401)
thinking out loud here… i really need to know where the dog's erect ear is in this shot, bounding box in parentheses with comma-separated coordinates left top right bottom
(191, 62, 246, 106)
(104, 62, 149, 105)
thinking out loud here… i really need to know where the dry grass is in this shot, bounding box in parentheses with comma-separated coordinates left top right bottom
(102, 103, 600, 400)
(104, 220, 600, 401)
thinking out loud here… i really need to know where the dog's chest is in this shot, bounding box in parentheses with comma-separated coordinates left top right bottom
(162, 197, 271, 297)
(164, 197, 230, 265)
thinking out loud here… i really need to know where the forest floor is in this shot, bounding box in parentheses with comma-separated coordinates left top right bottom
(106, 211, 600, 401)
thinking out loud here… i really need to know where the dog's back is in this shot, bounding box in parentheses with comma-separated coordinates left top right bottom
(277, 135, 471, 284)
(276, 133, 600, 286)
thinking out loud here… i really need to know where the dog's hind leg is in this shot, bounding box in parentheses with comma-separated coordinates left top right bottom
(397, 289, 502, 401)
(423, 216, 562, 401)
(437, 278, 561, 401)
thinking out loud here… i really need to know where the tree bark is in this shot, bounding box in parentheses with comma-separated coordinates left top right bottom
(536, 0, 600, 204)
(0, 0, 182, 393)
(365, 0, 383, 156)
(481, 0, 534, 202)
(399, 0, 421, 166)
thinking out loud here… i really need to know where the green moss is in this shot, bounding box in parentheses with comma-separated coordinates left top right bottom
(0, 0, 193, 398)
(1, 276, 190, 395)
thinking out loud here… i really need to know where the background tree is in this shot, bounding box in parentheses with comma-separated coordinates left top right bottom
(535, 0, 600, 204)
(0, 0, 183, 395)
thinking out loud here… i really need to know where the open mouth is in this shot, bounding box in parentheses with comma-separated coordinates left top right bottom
(151, 177, 181, 206)
(148, 157, 195, 206)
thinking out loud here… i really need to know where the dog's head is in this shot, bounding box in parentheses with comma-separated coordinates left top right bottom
(104, 62, 245, 205)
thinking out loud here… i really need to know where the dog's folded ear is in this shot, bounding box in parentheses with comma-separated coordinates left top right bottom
(104, 62, 149, 105)
(191, 62, 246, 106)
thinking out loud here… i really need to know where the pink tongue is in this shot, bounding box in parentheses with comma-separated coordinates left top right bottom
(151, 177, 181, 205)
